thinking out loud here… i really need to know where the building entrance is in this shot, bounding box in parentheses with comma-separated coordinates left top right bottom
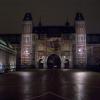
(47, 54, 61, 69)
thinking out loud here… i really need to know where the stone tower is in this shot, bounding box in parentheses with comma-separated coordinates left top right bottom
(74, 13, 87, 67)
(21, 12, 33, 67)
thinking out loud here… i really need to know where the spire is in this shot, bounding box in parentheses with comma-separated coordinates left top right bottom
(23, 12, 32, 21)
(75, 12, 84, 21)
(38, 17, 42, 26)
(65, 17, 70, 26)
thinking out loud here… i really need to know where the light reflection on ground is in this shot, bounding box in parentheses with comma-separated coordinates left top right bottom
(0, 69, 100, 100)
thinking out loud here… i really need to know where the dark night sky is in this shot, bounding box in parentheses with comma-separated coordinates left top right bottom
(0, 0, 100, 33)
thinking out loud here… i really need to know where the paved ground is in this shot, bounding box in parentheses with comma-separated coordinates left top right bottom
(0, 69, 100, 100)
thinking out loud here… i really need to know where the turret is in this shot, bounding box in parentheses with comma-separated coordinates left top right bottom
(75, 13, 86, 35)
(21, 12, 33, 67)
(23, 12, 33, 33)
(74, 12, 87, 67)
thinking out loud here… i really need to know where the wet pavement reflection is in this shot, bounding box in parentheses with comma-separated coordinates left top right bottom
(0, 69, 100, 100)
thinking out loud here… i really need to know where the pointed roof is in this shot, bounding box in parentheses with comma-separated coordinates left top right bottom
(23, 12, 32, 21)
(75, 12, 84, 21)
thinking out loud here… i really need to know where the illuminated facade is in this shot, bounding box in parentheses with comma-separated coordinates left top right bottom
(21, 12, 87, 68)
(74, 14, 87, 67)
(21, 13, 33, 66)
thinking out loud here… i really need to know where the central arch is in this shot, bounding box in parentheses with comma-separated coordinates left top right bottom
(47, 54, 61, 69)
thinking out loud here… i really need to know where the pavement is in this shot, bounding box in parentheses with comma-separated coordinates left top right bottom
(0, 69, 100, 100)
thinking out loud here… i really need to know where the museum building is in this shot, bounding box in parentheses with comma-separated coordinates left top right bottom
(20, 12, 87, 69)
(1, 12, 100, 69)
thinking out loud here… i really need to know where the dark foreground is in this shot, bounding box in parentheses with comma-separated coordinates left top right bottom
(0, 69, 100, 100)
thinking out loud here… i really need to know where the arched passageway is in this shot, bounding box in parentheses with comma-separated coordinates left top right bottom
(47, 54, 61, 69)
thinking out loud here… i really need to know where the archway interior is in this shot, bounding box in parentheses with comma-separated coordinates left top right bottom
(47, 54, 61, 69)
